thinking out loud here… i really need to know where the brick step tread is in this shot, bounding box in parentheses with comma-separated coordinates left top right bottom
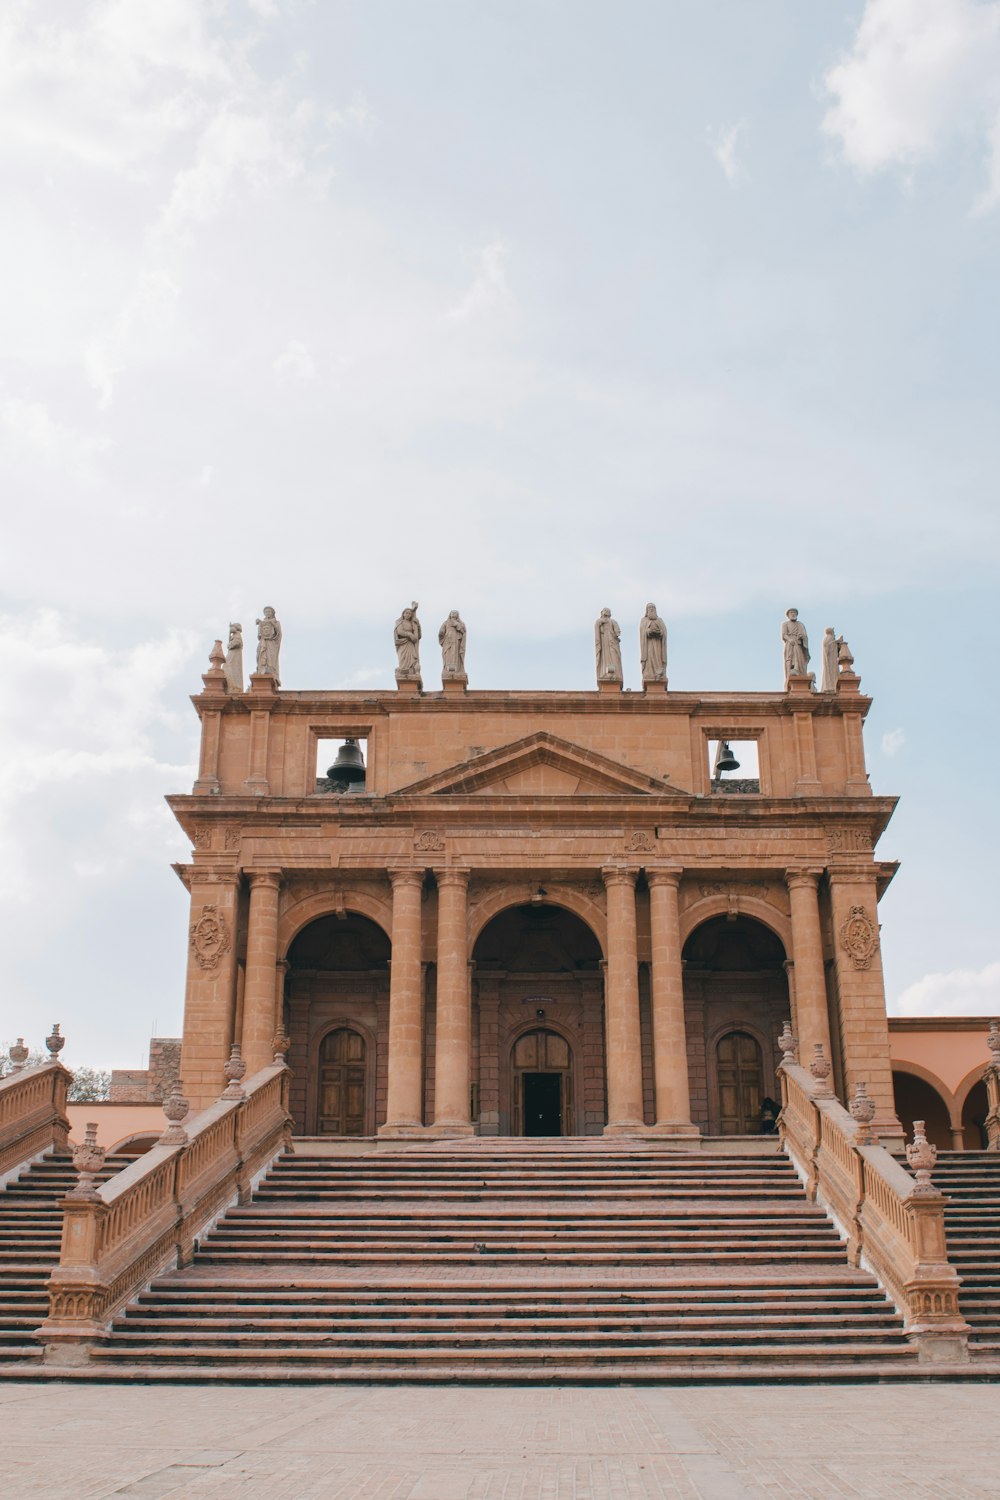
(207, 1230, 840, 1244)
(152, 1270, 876, 1291)
(194, 1253, 849, 1266)
(137, 1289, 889, 1309)
(0, 1347, 41, 1361)
(113, 1312, 904, 1334)
(228, 1211, 829, 1225)
(89, 1340, 917, 1365)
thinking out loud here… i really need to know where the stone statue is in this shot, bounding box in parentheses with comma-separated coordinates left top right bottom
(595, 608, 622, 682)
(781, 608, 810, 686)
(224, 622, 244, 694)
(255, 606, 282, 683)
(639, 603, 667, 684)
(820, 627, 838, 693)
(394, 601, 422, 679)
(439, 610, 467, 677)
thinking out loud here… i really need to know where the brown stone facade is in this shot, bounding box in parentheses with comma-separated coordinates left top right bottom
(109, 1038, 181, 1104)
(170, 658, 902, 1142)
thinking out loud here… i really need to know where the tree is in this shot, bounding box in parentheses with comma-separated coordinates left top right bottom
(67, 1067, 112, 1103)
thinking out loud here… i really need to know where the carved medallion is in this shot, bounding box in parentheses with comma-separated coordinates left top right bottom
(189, 905, 231, 971)
(839, 904, 879, 969)
(414, 830, 446, 852)
(626, 830, 655, 852)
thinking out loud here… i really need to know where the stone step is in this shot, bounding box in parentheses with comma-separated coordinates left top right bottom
(113, 1310, 905, 1335)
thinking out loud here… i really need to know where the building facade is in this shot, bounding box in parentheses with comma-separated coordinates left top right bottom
(170, 644, 902, 1144)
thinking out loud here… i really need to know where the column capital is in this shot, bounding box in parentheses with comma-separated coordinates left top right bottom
(785, 866, 824, 891)
(646, 865, 683, 890)
(601, 864, 639, 888)
(388, 867, 425, 890)
(433, 866, 471, 889)
(247, 868, 282, 892)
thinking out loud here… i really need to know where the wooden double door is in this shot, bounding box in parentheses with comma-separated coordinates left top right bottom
(317, 1027, 368, 1135)
(511, 1028, 573, 1136)
(716, 1030, 764, 1134)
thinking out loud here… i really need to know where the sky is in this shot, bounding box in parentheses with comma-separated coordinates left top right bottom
(1, 0, 999, 1069)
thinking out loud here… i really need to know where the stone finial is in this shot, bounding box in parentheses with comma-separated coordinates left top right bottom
(906, 1120, 938, 1194)
(849, 1080, 878, 1145)
(987, 1018, 1000, 1066)
(160, 1082, 190, 1147)
(808, 1042, 834, 1096)
(69, 1123, 106, 1200)
(837, 635, 854, 671)
(8, 1037, 29, 1073)
(222, 1042, 247, 1100)
(777, 1023, 798, 1066)
(208, 639, 225, 672)
(45, 1024, 65, 1061)
(272, 1027, 291, 1065)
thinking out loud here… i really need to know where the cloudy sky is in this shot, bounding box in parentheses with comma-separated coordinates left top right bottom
(2, 0, 999, 1068)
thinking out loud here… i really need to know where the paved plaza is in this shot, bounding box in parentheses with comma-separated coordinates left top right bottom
(3, 1380, 998, 1500)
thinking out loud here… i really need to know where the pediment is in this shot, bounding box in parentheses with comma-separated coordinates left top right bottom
(396, 732, 685, 798)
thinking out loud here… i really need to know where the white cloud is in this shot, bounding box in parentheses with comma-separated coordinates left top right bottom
(823, 0, 1000, 208)
(881, 727, 906, 756)
(446, 242, 515, 322)
(711, 121, 747, 184)
(893, 961, 1000, 1016)
(1, 397, 111, 467)
(273, 339, 317, 381)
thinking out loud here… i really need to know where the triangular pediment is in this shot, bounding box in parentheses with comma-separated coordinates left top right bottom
(396, 732, 685, 798)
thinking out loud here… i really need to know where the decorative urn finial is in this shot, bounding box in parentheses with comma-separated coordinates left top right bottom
(808, 1042, 833, 1096)
(160, 1081, 190, 1146)
(70, 1122, 106, 1200)
(222, 1042, 247, 1100)
(849, 1080, 877, 1145)
(906, 1120, 939, 1194)
(8, 1038, 29, 1074)
(45, 1023, 65, 1061)
(777, 1023, 798, 1066)
(272, 1027, 290, 1065)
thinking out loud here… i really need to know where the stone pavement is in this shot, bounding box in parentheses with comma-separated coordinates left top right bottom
(3, 1382, 999, 1500)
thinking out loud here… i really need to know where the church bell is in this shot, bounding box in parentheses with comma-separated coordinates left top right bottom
(327, 737, 366, 787)
(715, 741, 740, 775)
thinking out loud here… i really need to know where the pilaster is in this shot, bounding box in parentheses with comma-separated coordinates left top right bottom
(180, 871, 241, 1108)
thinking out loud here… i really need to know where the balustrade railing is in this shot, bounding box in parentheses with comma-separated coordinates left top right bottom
(985, 1019, 1000, 1152)
(779, 1051, 969, 1362)
(0, 1055, 71, 1188)
(40, 1061, 291, 1364)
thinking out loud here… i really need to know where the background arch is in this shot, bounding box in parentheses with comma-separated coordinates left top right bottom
(278, 888, 393, 957)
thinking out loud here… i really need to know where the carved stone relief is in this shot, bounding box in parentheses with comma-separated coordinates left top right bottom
(414, 830, 446, 851)
(839, 905, 879, 969)
(626, 830, 655, 852)
(827, 826, 874, 853)
(189, 905, 232, 971)
(224, 826, 241, 851)
(191, 827, 212, 849)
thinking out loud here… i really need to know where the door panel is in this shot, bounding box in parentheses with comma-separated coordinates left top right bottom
(317, 1027, 367, 1135)
(716, 1030, 763, 1135)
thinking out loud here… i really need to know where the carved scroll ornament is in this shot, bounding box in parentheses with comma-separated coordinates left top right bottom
(189, 904, 231, 971)
(839, 904, 879, 970)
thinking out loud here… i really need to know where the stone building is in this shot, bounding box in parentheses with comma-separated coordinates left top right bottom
(109, 1038, 181, 1104)
(170, 636, 902, 1144)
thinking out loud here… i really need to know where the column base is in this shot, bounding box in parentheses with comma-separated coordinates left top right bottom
(645, 1120, 701, 1139)
(603, 1120, 648, 1137)
(377, 1122, 427, 1140)
(424, 1121, 476, 1139)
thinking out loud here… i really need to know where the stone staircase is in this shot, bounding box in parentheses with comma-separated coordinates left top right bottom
(934, 1152, 1000, 1356)
(86, 1141, 921, 1380)
(0, 1151, 131, 1365)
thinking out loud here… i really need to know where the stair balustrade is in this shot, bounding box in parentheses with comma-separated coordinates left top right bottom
(0, 1061, 72, 1190)
(985, 1020, 1000, 1152)
(779, 1052, 970, 1363)
(38, 1062, 292, 1365)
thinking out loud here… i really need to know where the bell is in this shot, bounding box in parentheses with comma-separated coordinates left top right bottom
(326, 738, 366, 785)
(715, 741, 740, 775)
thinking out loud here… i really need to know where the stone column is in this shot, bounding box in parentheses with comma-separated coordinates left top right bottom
(180, 872, 240, 1109)
(646, 868, 698, 1136)
(786, 869, 834, 1068)
(430, 869, 474, 1135)
(602, 866, 645, 1134)
(828, 867, 903, 1145)
(241, 870, 281, 1076)
(380, 868, 426, 1136)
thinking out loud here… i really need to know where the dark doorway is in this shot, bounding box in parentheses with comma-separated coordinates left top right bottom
(523, 1072, 562, 1136)
(316, 1027, 367, 1135)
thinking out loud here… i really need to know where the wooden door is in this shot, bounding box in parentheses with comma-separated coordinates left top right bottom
(511, 1029, 571, 1136)
(716, 1030, 763, 1135)
(317, 1027, 367, 1135)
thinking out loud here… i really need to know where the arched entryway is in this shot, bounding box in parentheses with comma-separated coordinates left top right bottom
(682, 914, 790, 1135)
(472, 902, 604, 1136)
(892, 1070, 952, 1151)
(285, 911, 390, 1135)
(961, 1080, 990, 1149)
(510, 1028, 573, 1136)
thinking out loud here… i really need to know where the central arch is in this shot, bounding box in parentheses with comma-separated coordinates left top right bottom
(471, 902, 605, 1136)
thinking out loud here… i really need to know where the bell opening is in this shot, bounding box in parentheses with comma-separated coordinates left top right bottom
(707, 738, 760, 793)
(316, 737, 367, 794)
